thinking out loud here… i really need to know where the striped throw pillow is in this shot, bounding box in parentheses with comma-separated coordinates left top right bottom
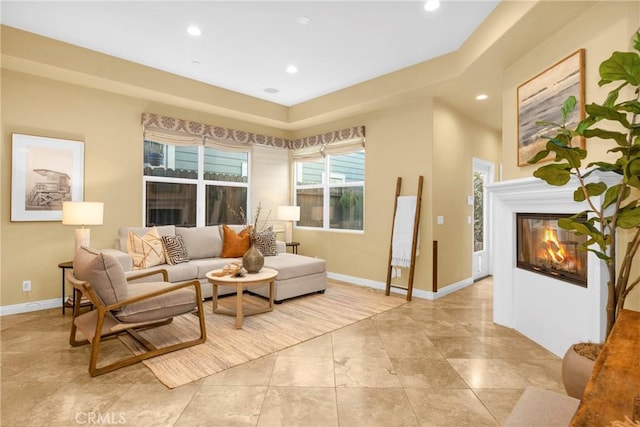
(161, 235, 190, 265)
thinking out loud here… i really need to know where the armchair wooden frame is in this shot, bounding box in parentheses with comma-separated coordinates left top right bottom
(67, 269, 207, 377)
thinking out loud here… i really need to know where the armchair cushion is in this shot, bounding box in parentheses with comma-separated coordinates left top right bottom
(73, 247, 128, 306)
(115, 282, 198, 323)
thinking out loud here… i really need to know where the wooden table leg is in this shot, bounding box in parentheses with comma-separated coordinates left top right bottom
(235, 282, 243, 329)
(269, 279, 275, 308)
(212, 283, 219, 313)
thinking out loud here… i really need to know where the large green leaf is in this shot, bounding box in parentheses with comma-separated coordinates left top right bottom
(533, 163, 572, 185)
(598, 51, 640, 86)
(616, 206, 640, 228)
(573, 182, 607, 202)
(583, 128, 629, 145)
(527, 149, 550, 164)
(602, 184, 628, 210)
(561, 96, 577, 122)
(585, 104, 631, 128)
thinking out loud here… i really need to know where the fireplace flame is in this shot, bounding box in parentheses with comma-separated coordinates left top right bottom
(540, 227, 566, 264)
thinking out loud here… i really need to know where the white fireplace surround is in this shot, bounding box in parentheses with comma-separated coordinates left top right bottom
(487, 171, 619, 357)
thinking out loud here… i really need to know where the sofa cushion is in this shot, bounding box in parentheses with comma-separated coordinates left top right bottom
(115, 281, 197, 323)
(176, 226, 223, 259)
(124, 263, 199, 284)
(73, 247, 128, 306)
(254, 226, 278, 256)
(161, 235, 190, 265)
(117, 225, 175, 252)
(263, 253, 326, 281)
(127, 227, 166, 269)
(221, 225, 251, 258)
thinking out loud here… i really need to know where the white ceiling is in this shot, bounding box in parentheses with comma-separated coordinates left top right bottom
(1, 1, 499, 107)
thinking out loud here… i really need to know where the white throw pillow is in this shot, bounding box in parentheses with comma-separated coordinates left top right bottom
(127, 227, 165, 270)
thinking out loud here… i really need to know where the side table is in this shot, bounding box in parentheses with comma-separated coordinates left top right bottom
(58, 261, 92, 315)
(285, 242, 300, 254)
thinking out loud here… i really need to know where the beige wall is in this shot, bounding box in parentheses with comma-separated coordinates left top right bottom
(433, 101, 501, 287)
(292, 100, 435, 292)
(1, 70, 290, 307)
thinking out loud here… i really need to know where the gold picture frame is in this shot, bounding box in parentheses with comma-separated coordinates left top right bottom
(517, 49, 585, 167)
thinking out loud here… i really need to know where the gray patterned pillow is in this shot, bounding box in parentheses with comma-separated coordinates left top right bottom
(161, 235, 190, 265)
(253, 226, 278, 256)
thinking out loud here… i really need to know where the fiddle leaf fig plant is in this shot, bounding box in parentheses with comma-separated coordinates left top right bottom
(528, 30, 640, 337)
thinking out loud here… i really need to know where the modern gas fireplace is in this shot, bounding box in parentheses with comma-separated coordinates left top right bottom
(516, 213, 588, 287)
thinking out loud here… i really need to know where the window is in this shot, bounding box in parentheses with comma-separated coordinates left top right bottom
(295, 150, 364, 231)
(143, 141, 249, 227)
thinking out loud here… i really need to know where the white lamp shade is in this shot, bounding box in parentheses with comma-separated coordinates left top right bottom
(277, 205, 300, 221)
(62, 201, 104, 226)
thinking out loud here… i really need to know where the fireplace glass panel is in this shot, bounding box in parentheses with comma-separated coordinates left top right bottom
(516, 213, 588, 287)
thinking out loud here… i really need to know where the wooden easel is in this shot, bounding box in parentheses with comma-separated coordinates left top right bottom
(385, 176, 423, 301)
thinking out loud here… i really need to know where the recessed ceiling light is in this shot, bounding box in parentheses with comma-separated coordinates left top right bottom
(476, 94, 489, 100)
(192, 60, 200, 65)
(424, 0, 440, 12)
(264, 88, 279, 94)
(286, 65, 298, 74)
(296, 16, 312, 25)
(187, 25, 201, 36)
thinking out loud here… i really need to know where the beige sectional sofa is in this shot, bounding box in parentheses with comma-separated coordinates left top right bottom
(101, 224, 327, 302)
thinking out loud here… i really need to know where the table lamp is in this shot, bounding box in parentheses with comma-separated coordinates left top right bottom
(277, 205, 300, 244)
(62, 201, 104, 252)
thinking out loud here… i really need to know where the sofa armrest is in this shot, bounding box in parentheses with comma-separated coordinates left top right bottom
(101, 248, 134, 272)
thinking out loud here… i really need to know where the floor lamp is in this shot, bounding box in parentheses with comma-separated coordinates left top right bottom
(62, 201, 104, 252)
(277, 206, 300, 244)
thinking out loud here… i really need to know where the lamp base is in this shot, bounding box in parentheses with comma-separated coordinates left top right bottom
(284, 222, 293, 244)
(74, 228, 90, 252)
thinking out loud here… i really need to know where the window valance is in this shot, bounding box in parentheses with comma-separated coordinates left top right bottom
(141, 113, 365, 154)
(291, 126, 365, 162)
(141, 112, 288, 150)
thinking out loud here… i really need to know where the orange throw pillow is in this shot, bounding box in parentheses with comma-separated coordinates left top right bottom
(221, 225, 251, 258)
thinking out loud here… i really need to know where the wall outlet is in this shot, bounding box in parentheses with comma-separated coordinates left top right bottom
(397, 268, 402, 278)
(22, 280, 31, 292)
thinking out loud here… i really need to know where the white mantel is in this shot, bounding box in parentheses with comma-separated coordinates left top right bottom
(487, 172, 619, 356)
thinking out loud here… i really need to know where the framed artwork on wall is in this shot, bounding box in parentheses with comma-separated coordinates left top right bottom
(517, 49, 585, 167)
(11, 133, 84, 221)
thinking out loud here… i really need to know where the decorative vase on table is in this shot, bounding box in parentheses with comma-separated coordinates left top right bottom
(242, 243, 264, 274)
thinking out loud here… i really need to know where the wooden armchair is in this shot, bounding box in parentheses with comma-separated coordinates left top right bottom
(68, 247, 206, 376)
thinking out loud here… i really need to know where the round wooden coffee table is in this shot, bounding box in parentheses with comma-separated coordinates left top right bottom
(206, 267, 278, 329)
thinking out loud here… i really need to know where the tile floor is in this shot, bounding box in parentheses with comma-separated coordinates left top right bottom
(1, 277, 565, 426)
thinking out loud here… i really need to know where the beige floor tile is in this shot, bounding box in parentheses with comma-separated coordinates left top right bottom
(478, 336, 559, 359)
(0, 381, 63, 425)
(448, 358, 532, 388)
(430, 336, 491, 358)
(257, 386, 338, 427)
(390, 358, 468, 388)
(405, 388, 499, 426)
(378, 333, 444, 359)
(270, 356, 335, 387)
(438, 308, 491, 322)
(332, 334, 388, 358)
(175, 385, 267, 427)
(501, 358, 564, 389)
(336, 387, 420, 427)
(13, 382, 133, 427)
(108, 382, 200, 426)
(204, 355, 276, 386)
(421, 319, 475, 337)
(331, 318, 379, 338)
(334, 356, 401, 388)
(473, 388, 526, 424)
(278, 334, 333, 357)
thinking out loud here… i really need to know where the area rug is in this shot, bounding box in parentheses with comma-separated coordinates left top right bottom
(120, 281, 406, 388)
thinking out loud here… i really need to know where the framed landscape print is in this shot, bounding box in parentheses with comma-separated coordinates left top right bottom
(517, 49, 585, 166)
(11, 133, 84, 221)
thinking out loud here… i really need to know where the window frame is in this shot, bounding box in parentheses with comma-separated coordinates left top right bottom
(294, 150, 365, 233)
(142, 143, 252, 227)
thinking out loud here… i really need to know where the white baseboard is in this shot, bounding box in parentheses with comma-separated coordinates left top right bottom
(327, 272, 474, 300)
(0, 298, 62, 316)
